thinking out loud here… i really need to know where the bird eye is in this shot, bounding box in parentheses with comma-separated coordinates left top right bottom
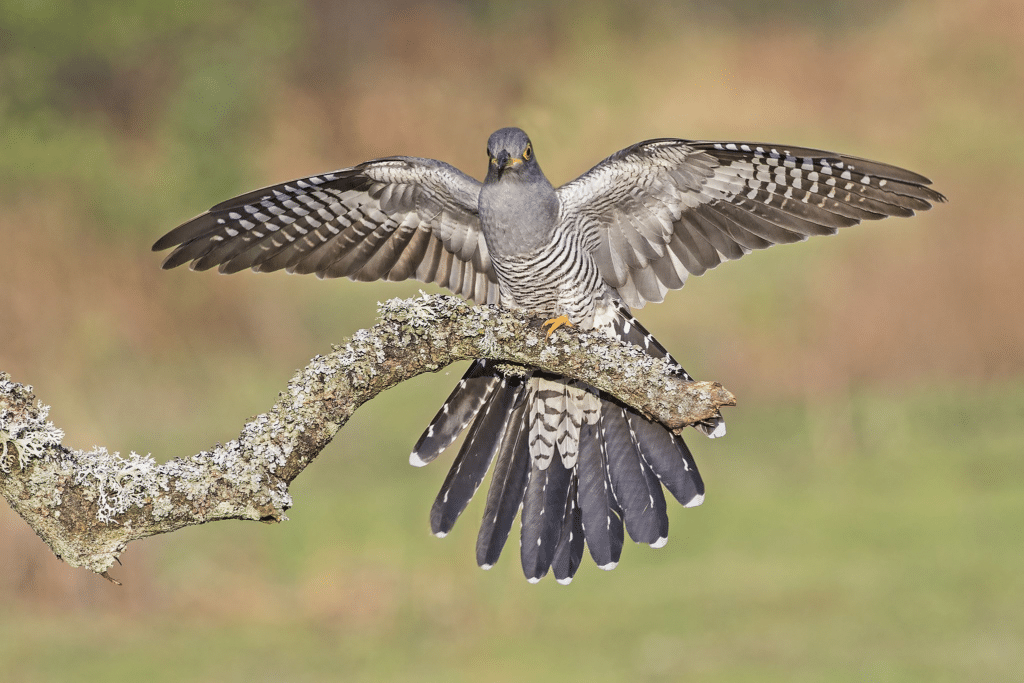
(523, 143, 532, 160)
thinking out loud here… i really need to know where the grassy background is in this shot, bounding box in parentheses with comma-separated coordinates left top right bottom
(2, 1, 1022, 680)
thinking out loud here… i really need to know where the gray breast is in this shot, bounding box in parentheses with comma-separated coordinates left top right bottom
(478, 177, 559, 257)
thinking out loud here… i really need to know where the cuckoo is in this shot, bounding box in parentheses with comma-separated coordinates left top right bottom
(154, 127, 944, 583)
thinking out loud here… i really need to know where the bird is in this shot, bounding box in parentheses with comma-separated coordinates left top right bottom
(153, 127, 944, 583)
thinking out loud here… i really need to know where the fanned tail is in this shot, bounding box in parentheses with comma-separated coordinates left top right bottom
(412, 306, 711, 582)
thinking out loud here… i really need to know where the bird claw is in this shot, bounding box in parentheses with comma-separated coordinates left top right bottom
(543, 314, 574, 338)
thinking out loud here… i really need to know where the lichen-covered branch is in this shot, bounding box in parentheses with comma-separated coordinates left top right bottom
(0, 294, 735, 578)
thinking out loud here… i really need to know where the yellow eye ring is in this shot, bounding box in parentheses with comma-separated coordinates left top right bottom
(523, 143, 532, 160)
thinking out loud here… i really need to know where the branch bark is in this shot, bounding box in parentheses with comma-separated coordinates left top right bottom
(0, 294, 735, 578)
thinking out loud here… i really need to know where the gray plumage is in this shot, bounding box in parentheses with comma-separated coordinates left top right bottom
(154, 127, 944, 583)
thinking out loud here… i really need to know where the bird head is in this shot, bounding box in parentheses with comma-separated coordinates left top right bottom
(486, 127, 536, 180)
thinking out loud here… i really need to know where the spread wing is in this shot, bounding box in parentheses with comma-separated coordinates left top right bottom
(153, 157, 498, 305)
(557, 139, 946, 309)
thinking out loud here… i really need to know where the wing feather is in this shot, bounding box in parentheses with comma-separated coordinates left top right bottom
(558, 139, 944, 308)
(154, 158, 499, 305)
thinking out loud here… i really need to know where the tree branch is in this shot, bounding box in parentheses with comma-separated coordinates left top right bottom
(0, 294, 735, 578)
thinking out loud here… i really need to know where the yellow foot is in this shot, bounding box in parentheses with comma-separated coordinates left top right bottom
(543, 314, 575, 339)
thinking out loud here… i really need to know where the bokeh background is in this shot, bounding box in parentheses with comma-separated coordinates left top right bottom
(2, 1, 1022, 680)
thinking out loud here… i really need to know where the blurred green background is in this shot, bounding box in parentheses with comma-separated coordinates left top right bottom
(2, 0, 1022, 680)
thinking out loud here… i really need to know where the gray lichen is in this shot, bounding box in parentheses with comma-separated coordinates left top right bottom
(0, 387, 64, 473)
(70, 447, 166, 524)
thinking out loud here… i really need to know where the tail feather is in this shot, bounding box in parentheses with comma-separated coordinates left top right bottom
(558, 380, 598, 468)
(611, 301, 726, 439)
(694, 415, 727, 438)
(602, 403, 670, 546)
(529, 375, 599, 471)
(627, 411, 705, 508)
(528, 379, 561, 469)
(411, 359, 501, 466)
(577, 420, 625, 570)
(551, 473, 585, 584)
(430, 377, 525, 536)
(609, 301, 687, 375)
(475, 389, 532, 569)
(520, 447, 573, 583)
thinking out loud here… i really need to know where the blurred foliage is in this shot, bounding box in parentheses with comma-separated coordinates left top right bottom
(1, 0, 1023, 680)
(0, 0, 300, 235)
(464, 0, 900, 34)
